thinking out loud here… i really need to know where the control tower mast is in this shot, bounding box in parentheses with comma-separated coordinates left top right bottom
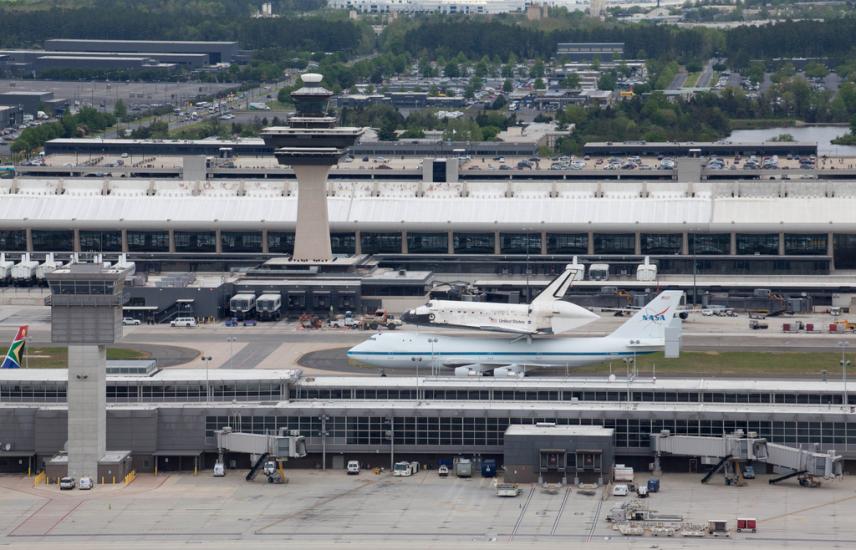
(261, 74, 363, 261)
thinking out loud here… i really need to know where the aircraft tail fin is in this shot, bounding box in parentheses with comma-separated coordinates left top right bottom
(531, 259, 584, 304)
(609, 291, 684, 341)
(1, 325, 28, 369)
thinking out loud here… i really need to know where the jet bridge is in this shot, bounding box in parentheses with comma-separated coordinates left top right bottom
(651, 430, 842, 485)
(214, 427, 307, 482)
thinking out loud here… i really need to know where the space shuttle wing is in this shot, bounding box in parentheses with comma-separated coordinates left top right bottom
(476, 325, 539, 335)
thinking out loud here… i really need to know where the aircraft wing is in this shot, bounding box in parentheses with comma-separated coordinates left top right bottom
(476, 325, 540, 335)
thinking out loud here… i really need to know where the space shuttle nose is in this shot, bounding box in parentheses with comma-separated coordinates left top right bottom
(401, 310, 426, 325)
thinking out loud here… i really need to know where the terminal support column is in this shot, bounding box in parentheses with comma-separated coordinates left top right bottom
(401, 231, 408, 254)
(828, 231, 835, 271)
(540, 231, 547, 255)
(730, 232, 737, 256)
(261, 229, 269, 254)
(292, 165, 334, 261)
(681, 232, 689, 255)
(778, 232, 785, 256)
(73, 229, 80, 253)
(215, 229, 222, 255)
(25, 228, 33, 253)
(121, 229, 128, 253)
(447, 231, 454, 254)
(586, 232, 594, 255)
(634, 232, 641, 255)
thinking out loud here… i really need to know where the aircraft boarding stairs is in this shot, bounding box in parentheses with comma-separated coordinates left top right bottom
(651, 430, 842, 486)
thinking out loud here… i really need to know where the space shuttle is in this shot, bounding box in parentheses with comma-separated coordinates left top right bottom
(401, 260, 599, 335)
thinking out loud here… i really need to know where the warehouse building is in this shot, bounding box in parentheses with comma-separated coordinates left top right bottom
(0, 371, 852, 475)
(0, 105, 22, 129)
(0, 49, 208, 69)
(44, 39, 239, 65)
(557, 42, 624, 61)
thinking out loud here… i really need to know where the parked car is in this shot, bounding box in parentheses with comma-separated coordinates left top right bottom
(438, 464, 450, 477)
(612, 484, 629, 497)
(60, 477, 76, 490)
(122, 317, 141, 326)
(347, 460, 360, 475)
(79, 476, 94, 490)
(170, 317, 197, 328)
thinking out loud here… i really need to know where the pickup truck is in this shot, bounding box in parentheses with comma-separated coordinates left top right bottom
(749, 320, 768, 330)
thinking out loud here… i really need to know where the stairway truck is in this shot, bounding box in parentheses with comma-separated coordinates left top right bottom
(230, 293, 257, 321)
(256, 293, 282, 321)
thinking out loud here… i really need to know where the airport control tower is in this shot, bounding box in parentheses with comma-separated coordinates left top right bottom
(47, 263, 128, 480)
(261, 73, 363, 262)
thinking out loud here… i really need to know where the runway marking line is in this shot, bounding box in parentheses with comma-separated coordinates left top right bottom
(761, 492, 856, 524)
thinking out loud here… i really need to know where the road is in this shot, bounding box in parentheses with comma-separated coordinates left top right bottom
(695, 59, 715, 88)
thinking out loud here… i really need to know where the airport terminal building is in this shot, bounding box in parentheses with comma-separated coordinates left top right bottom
(0, 369, 853, 476)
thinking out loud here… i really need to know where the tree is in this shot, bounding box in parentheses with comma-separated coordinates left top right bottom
(804, 61, 829, 79)
(561, 73, 580, 90)
(503, 79, 513, 93)
(113, 99, 127, 121)
(533, 78, 546, 90)
(443, 62, 460, 78)
(529, 60, 545, 79)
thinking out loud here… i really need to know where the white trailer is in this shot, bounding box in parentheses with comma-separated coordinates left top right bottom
(0, 253, 13, 284)
(256, 293, 282, 321)
(11, 254, 38, 285)
(229, 293, 257, 320)
(636, 256, 657, 282)
(589, 263, 610, 281)
(36, 253, 64, 283)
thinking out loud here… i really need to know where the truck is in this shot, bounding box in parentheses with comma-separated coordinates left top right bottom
(229, 293, 257, 320)
(393, 461, 417, 477)
(256, 293, 282, 321)
(358, 309, 402, 330)
(749, 319, 768, 330)
(613, 464, 634, 483)
(496, 483, 521, 497)
(455, 458, 473, 478)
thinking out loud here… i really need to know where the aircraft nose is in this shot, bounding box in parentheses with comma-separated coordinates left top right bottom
(401, 308, 430, 325)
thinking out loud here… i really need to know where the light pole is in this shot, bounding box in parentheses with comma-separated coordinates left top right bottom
(428, 337, 439, 376)
(227, 336, 237, 361)
(201, 355, 212, 402)
(385, 417, 394, 471)
(691, 230, 697, 307)
(839, 341, 850, 407)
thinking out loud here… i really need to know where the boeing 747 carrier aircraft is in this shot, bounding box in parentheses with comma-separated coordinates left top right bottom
(348, 291, 683, 377)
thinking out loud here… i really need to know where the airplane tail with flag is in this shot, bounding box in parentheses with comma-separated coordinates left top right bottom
(1, 325, 28, 369)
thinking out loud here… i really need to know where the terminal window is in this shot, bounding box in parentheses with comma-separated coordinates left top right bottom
(453, 233, 495, 254)
(736, 233, 779, 255)
(175, 231, 216, 253)
(689, 233, 730, 255)
(80, 230, 121, 252)
(641, 233, 682, 255)
(784, 233, 827, 255)
(32, 230, 73, 252)
(222, 231, 262, 253)
(267, 232, 294, 254)
(593, 233, 634, 254)
(546, 233, 587, 254)
(127, 231, 169, 252)
(407, 233, 448, 254)
(500, 233, 541, 255)
(361, 233, 402, 254)
(0, 230, 26, 251)
(331, 233, 356, 255)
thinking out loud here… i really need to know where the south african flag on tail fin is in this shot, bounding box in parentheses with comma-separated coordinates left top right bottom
(1, 325, 27, 369)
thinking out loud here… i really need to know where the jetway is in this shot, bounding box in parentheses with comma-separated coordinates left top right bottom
(214, 427, 307, 482)
(651, 430, 842, 485)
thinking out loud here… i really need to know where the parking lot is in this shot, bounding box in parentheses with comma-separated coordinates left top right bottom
(0, 470, 853, 548)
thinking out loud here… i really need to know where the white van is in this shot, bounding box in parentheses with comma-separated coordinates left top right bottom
(171, 317, 197, 327)
(347, 460, 360, 475)
(612, 484, 629, 497)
